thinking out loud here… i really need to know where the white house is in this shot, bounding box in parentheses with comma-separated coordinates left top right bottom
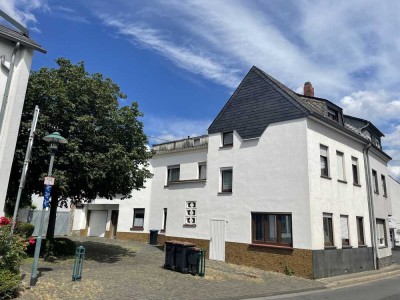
(73, 66, 394, 278)
(0, 14, 46, 216)
(388, 176, 400, 248)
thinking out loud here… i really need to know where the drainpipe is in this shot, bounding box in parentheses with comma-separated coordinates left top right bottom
(363, 142, 377, 270)
(0, 42, 21, 137)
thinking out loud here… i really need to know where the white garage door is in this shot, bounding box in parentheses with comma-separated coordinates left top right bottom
(88, 210, 108, 237)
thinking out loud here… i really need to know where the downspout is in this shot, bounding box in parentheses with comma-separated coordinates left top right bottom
(363, 142, 377, 270)
(0, 42, 21, 136)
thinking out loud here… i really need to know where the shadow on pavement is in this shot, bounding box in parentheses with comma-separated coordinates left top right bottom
(73, 240, 136, 264)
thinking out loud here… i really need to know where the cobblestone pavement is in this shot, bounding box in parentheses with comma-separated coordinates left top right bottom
(19, 237, 325, 300)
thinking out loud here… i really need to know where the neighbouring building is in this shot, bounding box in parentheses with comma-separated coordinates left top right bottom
(0, 13, 46, 216)
(73, 66, 394, 278)
(388, 176, 400, 248)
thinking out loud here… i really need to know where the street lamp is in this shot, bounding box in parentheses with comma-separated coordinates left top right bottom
(30, 132, 67, 286)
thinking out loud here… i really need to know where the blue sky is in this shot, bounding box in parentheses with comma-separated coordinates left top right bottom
(1, 0, 400, 179)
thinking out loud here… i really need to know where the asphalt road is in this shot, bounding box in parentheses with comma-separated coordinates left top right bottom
(260, 274, 400, 300)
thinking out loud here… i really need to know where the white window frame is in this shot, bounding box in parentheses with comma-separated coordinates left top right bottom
(320, 144, 330, 177)
(220, 167, 233, 193)
(340, 215, 350, 246)
(376, 219, 387, 247)
(352, 156, 360, 185)
(222, 131, 233, 147)
(185, 201, 197, 225)
(336, 151, 345, 182)
(198, 162, 207, 180)
(167, 165, 180, 183)
(132, 208, 145, 229)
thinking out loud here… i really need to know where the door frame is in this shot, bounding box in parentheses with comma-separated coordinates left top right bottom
(209, 218, 226, 261)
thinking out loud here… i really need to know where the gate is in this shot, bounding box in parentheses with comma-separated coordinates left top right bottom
(30, 210, 71, 236)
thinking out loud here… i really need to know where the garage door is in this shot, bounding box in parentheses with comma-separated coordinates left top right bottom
(88, 210, 108, 237)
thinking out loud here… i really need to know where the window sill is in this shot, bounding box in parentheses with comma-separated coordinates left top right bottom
(219, 145, 233, 149)
(159, 229, 166, 234)
(383, 195, 388, 198)
(165, 179, 206, 187)
(358, 244, 368, 248)
(250, 243, 293, 250)
(324, 246, 337, 250)
(320, 175, 332, 180)
(337, 179, 347, 184)
(353, 183, 362, 187)
(378, 246, 388, 249)
(218, 192, 232, 195)
(374, 192, 379, 195)
(342, 245, 353, 249)
(183, 224, 196, 228)
(130, 227, 144, 231)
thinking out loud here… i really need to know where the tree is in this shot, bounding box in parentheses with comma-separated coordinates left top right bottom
(6, 58, 153, 238)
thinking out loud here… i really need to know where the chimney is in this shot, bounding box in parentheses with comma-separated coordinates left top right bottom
(304, 81, 314, 97)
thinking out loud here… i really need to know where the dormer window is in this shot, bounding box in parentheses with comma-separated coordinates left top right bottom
(222, 131, 233, 146)
(327, 108, 339, 122)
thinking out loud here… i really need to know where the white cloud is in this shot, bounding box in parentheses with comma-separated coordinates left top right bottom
(99, 16, 241, 89)
(0, 0, 48, 26)
(144, 115, 211, 145)
(340, 91, 400, 125)
(388, 166, 400, 181)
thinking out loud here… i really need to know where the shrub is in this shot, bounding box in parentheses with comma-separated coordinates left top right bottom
(14, 222, 35, 238)
(27, 238, 76, 258)
(0, 269, 20, 300)
(284, 266, 295, 276)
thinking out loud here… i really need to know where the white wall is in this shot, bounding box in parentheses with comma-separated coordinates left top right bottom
(0, 38, 34, 216)
(389, 176, 400, 246)
(307, 118, 372, 250)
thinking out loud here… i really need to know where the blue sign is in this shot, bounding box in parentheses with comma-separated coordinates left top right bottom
(43, 185, 52, 209)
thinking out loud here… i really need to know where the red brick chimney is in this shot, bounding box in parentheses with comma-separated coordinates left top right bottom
(304, 81, 314, 97)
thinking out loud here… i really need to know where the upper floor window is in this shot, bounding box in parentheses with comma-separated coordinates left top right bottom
(198, 162, 207, 180)
(221, 168, 233, 193)
(372, 169, 379, 194)
(252, 213, 292, 246)
(327, 108, 339, 122)
(167, 165, 180, 182)
(222, 131, 233, 146)
(336, 151, 345, 182)
(320, 145, 329, 177)
(381, 175, 387, 197)
(352, 157, 360, 185)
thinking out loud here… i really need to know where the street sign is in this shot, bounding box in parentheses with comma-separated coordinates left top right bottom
(44, 176, 55, 186)
(43, 185, 52, 209)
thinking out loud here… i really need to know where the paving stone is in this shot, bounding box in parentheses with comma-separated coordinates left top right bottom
(18, 237, 325, 299)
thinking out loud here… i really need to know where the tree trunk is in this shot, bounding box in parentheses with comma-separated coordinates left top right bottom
(46, 186, 59, 239)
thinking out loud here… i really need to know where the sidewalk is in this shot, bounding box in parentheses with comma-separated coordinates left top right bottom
(18, 237, 325, 300)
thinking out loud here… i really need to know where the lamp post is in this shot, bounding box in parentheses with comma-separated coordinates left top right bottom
(30, 132, 67, 286)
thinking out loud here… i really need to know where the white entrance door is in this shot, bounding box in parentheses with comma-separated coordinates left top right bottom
(209, 219, 226, 261)
(88, 210, 108, 237)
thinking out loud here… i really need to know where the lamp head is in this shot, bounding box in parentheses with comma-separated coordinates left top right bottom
(43, 132, 68, 150)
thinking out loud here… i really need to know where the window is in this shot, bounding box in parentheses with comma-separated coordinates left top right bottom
(185, 201, 196, 225)
(193, 138, 201, 146)
(198, 163, 207, 180)
(381, 175, 387, 197)
(222, 131, 233, 146)
(320, 145, 329, 177)
(221, 169, 233, 192)
(376, 219, 387, 247)
(372, 170, 379, 194)
(327, 108, 339, 122)
(340, 215, 349, 246)
(357, 217, 365, 246)
(132, 208, 145, 229)
(162, 208, 167, 231)
(252, 213, 292, 246)
(167, 165, 180, 182)
(352, 157, 360, 185)
(323, 213, 334, 247)
(336, 151, 345, 181)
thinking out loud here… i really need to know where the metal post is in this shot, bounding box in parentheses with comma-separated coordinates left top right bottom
(10, 106, 39, 236)
(30, 149, 56, 286)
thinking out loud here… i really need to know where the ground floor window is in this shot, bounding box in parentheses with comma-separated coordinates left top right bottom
(376, 219, 387, 247)
(356, 217, 365, 245)
(162, 208, 167, 231)
(132, 208, 145, 229)
(323, 213, 334, 247)
(251, 213, 292, 246)
(340, 215, 349, 246)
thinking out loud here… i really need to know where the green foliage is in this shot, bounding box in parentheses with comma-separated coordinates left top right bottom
(0, 269, 21, 300)
(14, 222, 35, 238)
(27, 238, 76, 258)
(0, 224, 27, 274)
(284, 266, 295, 276)
(5, 58, 153, 214)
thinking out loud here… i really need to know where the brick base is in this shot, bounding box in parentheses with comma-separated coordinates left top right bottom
(226, 242, 313, 278)
(377, 255, 392, 269)
(116, 231, 149, 243)
(157, 235, 210, 256)
(80, 228, 88, 236)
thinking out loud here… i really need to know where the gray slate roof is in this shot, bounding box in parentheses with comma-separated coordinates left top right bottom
(0, 24, 46, 53)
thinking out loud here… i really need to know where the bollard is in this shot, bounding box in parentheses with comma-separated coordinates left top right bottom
(199, 249, 206, 277)
(72, 246, 85, 281)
